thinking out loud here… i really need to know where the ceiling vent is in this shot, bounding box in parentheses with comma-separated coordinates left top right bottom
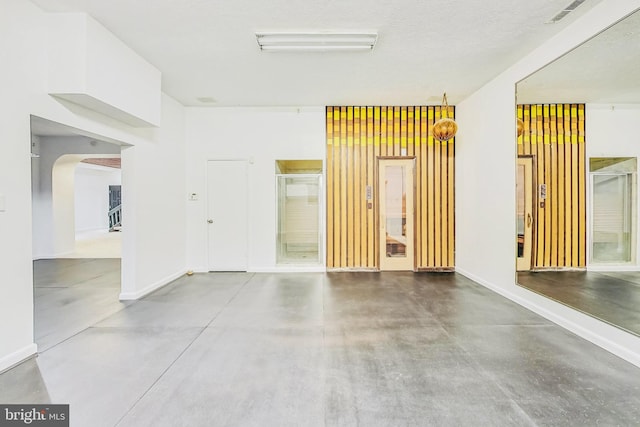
(547, 0, 587, 23)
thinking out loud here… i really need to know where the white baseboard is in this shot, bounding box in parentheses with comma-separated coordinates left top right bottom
(190, 266, 327, 273)
(34, 251, 73, 260)
(587, 265, 640, 272)
(250, 266, 326, 273)
(119, 269, 186, 300)
(0, 343, 38, 374)
(456, 267, 640, 369)
(33, 255, 59, 260)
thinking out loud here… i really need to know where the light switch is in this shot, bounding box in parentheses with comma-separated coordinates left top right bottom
(0, 194, 5, 212)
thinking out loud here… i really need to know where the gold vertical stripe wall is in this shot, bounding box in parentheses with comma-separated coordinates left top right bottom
(326, 106, 455, 270)
(517, 104, 586, 268)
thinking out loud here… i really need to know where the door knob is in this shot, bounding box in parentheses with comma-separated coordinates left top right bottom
(527, 213, 532, 228)
(207, 219, 213, 224)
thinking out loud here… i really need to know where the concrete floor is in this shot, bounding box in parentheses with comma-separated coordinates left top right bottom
(2, 262, 640, 426)
(518, 271, 640, 337)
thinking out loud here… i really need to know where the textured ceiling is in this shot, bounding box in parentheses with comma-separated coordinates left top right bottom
(31, 0, 607, 107)
(517, 9, 640, 104)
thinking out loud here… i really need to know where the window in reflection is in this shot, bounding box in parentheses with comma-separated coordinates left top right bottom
(590, 157, 637, 264)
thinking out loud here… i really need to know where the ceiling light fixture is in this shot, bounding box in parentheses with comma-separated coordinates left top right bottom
(255, 32, 377, 52)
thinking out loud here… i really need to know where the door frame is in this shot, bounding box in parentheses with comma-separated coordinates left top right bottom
(377, 157, 416, 271)
(517, 156, 535, 271)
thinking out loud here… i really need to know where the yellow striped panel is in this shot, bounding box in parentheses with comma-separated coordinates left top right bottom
(428, 108, 434, 145)
(373, 107, 381, 146)
(401, 107, 408, 149)
(326, 105, 456, 270)
(354, 107, 361, 146)
(516, 103, 586, 269)
(327, 108, 334, 145)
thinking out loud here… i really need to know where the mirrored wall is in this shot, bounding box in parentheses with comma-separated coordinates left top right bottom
(515, 8, 640, 336)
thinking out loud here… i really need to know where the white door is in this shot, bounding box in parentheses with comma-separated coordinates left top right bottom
(207, 160, 248, 271)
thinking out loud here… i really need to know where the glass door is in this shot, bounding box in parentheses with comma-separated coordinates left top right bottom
(276, 174, 322, 264)
(378, 159, 414, 271)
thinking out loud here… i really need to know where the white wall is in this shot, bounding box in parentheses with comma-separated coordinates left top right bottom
(74, 163, 121, 232)
(0, 0, 186, 372)
(456, 79, 517, 288)
(119, 94, 187, 299)
(0, 0, 40, 373)
(587, 104, 640, 156)
(185, 107, 325, 272)
(586, 104, 640, 268)
(52, 156, 79, 256)
(456, 3, 640, 367)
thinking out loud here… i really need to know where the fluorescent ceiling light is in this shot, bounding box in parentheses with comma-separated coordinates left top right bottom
(255, 32, 377, 52)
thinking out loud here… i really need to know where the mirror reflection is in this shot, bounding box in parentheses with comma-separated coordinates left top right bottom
(515, 9, 640, 336)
